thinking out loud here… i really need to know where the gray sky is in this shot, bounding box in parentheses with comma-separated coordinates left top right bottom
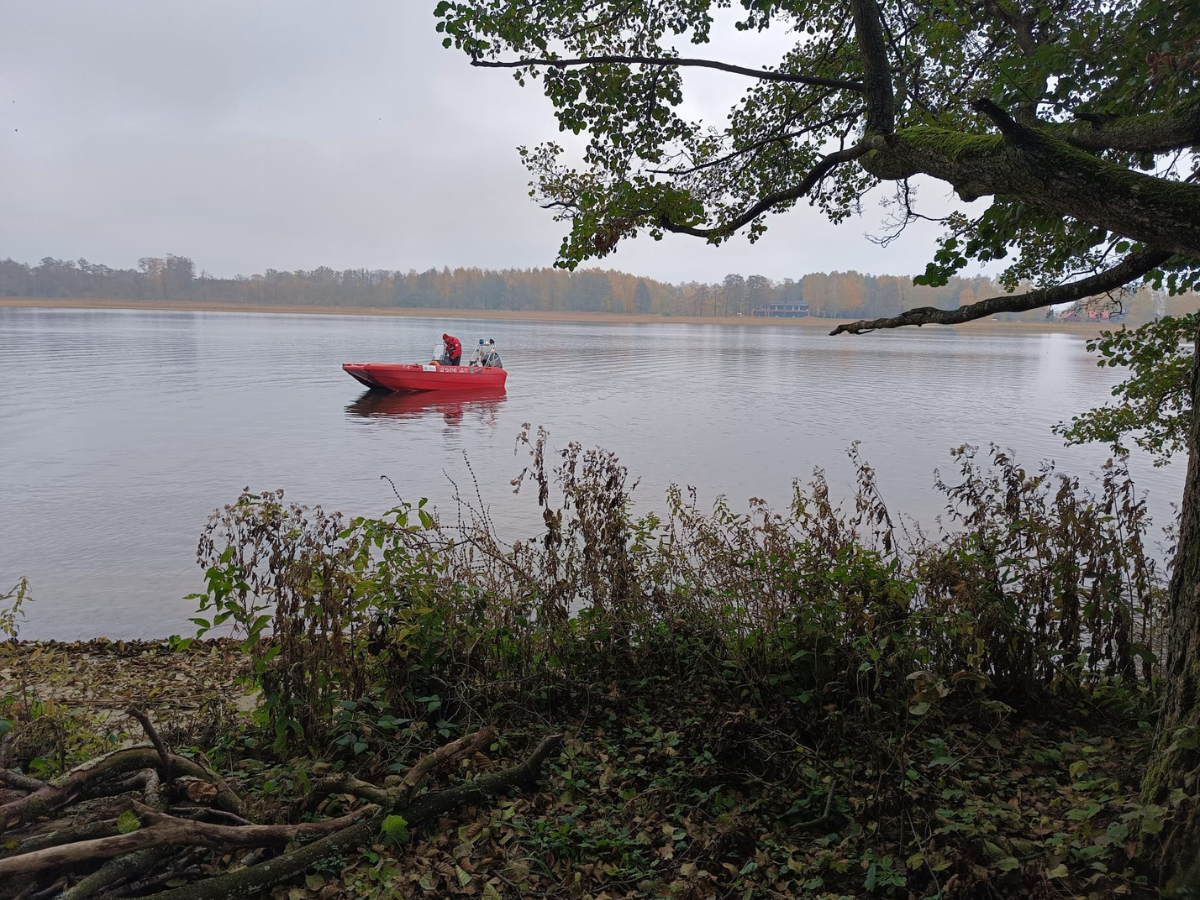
(0, 1, 968, 284)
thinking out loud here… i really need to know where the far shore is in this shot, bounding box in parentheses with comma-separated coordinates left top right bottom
(1, 296, 1112, 335)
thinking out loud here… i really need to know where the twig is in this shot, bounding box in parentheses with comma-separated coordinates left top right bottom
(795, 779, 837, 829)
(166, 806, 254, 827)
(26, 878, 67, 900)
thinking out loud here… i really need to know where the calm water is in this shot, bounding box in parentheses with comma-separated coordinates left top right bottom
(0, 306, 1184, 639)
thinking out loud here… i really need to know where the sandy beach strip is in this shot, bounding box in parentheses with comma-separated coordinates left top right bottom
(0, 296, 1107, 334)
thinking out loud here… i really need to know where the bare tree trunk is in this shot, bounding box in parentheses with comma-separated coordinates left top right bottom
(1144, 325, 1200, 894)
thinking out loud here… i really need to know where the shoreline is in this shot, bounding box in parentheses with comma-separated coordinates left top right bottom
(0, 296, 1110, 334)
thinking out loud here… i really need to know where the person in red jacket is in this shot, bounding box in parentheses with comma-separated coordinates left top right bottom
(441, 333, 462, 365)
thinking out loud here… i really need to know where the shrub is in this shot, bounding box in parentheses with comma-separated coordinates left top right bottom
(186, 430, 1165, 749)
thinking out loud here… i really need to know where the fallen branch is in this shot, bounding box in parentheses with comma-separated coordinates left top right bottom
(303, 772, 389, 812)
(0, 804, 377, 877)
(0, 820, 121, 862)
(165, 806, 254, 827)
(58, 846, 176, 900)
(795, 779, 837, 830)
(301, 727, 496, 816)
(0, 768, 45, 795)
(147, 732, 562, 900)
(0, 748, 242, 829)
(125, 708, 172, 789)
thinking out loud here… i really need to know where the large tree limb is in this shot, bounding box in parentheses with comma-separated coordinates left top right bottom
(861, 122, 1200, 258)
(470, 55, 864, 92)
(830, 248, 1172, 334)
(659, 144, 869, 238)
(1054, 104, 1200, 154)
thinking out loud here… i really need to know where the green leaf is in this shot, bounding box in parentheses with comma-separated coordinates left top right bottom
(117, 810, 141, 834)
(1105, 822, 1130, 841)
(1066, 802, 1102, 821)
(381, 814, 410, 846)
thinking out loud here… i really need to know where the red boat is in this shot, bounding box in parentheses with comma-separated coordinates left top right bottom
(343, 362, 507, 392)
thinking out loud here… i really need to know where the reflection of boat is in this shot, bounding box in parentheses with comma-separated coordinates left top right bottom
(346, 388, 506, 421)
(343, 362, 508, 392)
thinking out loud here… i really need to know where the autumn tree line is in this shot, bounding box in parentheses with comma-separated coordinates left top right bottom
(3, 254, 1195, 323)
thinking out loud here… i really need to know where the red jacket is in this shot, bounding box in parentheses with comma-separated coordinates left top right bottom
(442, 334, 462, 361)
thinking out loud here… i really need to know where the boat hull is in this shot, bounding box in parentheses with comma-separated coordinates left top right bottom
(342, 363, 507, 392)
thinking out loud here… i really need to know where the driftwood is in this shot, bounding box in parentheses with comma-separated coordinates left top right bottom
(0, 722, 562, 900)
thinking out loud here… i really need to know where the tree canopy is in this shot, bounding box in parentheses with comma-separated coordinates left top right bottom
(435, 0, 1200, 333)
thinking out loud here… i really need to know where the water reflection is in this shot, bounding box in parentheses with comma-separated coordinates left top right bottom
(346, 388, 507, 425)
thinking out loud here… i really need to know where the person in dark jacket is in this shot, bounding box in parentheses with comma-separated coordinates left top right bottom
(442, 333, 462, 365)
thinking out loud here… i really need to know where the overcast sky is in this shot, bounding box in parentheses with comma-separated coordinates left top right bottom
(0, 1, 973, 284)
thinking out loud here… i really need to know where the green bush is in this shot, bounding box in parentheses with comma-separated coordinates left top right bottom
(185, 430, 1165, 750)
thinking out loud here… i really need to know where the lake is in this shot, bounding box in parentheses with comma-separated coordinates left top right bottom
(0, 306, 1184, 639)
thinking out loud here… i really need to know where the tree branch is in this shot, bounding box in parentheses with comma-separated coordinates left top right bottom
(849, 0, 895, 133)
(1055, 104, 1200, 153)
(659, 143, 869, 238)
(126, 707, 171, 788)
(971, 98, 1031, 143)
(860, 128, 1200, 258)
(830, 248, 1172, 334)
(470, 55, 864, 92)
(647, 109, 865, 177)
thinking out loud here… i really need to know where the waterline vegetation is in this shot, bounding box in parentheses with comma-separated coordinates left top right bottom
(0, 430, 1179, 899)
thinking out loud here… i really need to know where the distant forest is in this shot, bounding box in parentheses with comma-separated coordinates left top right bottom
(2, 254, 1194, 322)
